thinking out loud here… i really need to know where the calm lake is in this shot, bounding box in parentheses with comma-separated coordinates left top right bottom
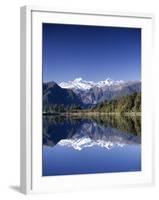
(42, 114, 141, 176)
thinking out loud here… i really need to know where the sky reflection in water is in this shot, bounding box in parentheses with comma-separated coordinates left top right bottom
(42, 115, 141, 176)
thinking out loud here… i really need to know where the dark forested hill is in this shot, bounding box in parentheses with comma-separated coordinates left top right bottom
(43, 82, 83, 112)
(92, 93, 141, 113)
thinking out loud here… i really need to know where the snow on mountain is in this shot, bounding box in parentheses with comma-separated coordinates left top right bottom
(58, 132, 138, 150)
(59, 77, 96, 90)
(57, 120, 140, 151)
(59, 77, 141, 104)
(58, 137, 116, 151)
(96, 78, 124, 87)
(59, 77, 126, 90)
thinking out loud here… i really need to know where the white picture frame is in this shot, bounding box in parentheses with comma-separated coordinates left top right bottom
(20, 5, 154, 194)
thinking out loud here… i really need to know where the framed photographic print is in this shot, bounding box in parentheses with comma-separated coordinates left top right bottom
(20, 6, 154, 194)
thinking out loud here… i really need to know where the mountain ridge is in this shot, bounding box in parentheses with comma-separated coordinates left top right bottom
(59, 77, 140, 91)
(58, 77, 141, 104)
(43, 78, 141, 109)
(43, 81, 83, 108)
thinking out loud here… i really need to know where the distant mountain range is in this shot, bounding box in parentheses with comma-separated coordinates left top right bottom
(59, 77, 125, 90)
(43, 78, 141, 108)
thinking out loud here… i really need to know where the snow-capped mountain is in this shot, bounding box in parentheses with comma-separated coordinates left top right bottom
(57, 121, 140, 151)
(59, 77, 96, 90)
(59, 77, 141, 104)
(58, 137, 124, 151)
(43, 116, 141, 150)
(59, 77, 125, 90)
(96, 78, 124, 87)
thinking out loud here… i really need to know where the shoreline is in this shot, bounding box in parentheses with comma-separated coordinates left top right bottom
(43, 112, 141, 117)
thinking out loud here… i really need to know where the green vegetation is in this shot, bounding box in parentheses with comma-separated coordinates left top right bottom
(43, 92, 141, 115)
(43, 104, 82, 113)
(91, 92, 141, 114)
(43, 114, 141, 136)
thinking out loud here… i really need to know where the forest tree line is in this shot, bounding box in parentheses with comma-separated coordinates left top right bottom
(91, 92, 141, 113)
(43, 92, 141, 114)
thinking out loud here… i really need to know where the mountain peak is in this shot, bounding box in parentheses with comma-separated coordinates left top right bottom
(59, 77, 129, 90)
(97, 78, 114, 86)
(105, 77, 113, 82)
(74, 77, 83, 82)
(59, 77, 126, 90)
(60, 77, 95, 90)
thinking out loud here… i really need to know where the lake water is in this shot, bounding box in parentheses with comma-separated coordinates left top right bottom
(42, 114, 141, 176)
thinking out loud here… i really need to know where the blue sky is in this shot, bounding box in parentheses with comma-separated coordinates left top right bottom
(42, 23, 141, 83)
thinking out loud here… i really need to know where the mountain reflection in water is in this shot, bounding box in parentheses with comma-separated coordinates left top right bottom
(43, 115, 141, 149)
(42, 115, 141, 176)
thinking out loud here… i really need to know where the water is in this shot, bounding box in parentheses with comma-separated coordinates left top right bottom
(42, 114, 141, 176)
